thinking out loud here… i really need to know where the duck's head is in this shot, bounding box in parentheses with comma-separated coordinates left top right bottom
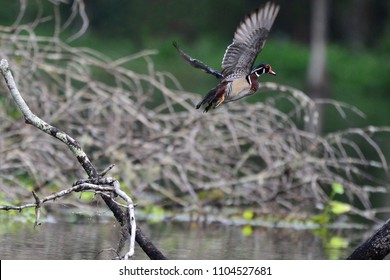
(251, 62, 276, 77)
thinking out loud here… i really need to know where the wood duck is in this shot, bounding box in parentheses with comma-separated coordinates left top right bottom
(174, 2, 279, 112)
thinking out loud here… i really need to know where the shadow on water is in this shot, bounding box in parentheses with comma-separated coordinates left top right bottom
(1, 217, 384, 260)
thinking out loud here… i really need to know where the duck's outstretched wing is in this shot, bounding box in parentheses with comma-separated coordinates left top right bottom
(173, 41, 224, 80)
(221, 2, 279, 80)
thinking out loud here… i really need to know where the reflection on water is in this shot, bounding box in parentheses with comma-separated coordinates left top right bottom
(143, 222, 328, 260)
(0, 218, 375, 260)
(0, 220, 120, 260)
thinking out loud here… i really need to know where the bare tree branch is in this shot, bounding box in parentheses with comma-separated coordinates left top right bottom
(0, 59, 166, 260)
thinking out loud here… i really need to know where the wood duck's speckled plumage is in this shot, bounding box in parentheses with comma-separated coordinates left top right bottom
(174, 2, 279, 112)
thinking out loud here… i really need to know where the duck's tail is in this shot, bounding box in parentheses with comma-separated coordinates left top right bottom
(196, 84, 226, 113)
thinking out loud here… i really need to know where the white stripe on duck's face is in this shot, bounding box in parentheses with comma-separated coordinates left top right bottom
(252, 63, 276, 76)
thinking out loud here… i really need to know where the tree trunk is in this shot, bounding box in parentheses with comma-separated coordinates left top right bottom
(306, 0, 329, 134)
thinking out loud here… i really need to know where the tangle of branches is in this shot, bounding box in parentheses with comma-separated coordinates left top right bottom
(0, 0, 389, 226)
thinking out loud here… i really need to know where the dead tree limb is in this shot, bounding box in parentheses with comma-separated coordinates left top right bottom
(347, 219, 390, 260)
(0, 58, 167, 260)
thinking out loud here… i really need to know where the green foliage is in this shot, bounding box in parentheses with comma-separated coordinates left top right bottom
(0, 97, 21, 119)
(144, 205, 166, 224)
(326, 45, 390, 130)
(241, 225, 253, 236)
(242, 210, 255, 221)
(78, 191, 95, 202)
(331, 182, 344, 195)
(324, 236, 349, 260)
(328, 236, 349, 249)
(330, 201, 352, 216)
(0, 207, 37, 223)
(312, 227, 349, 259)
(311, 182, 351, 225)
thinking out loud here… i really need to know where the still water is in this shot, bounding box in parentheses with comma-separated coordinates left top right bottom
(0, 216, 375, 260)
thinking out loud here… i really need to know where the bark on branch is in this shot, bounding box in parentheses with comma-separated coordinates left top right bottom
(347, 219, 390, 260)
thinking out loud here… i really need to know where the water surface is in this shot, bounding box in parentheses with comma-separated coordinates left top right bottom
(0, 218, 373, 260)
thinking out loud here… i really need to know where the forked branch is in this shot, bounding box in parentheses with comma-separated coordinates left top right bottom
(0, 59, 166, 260)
